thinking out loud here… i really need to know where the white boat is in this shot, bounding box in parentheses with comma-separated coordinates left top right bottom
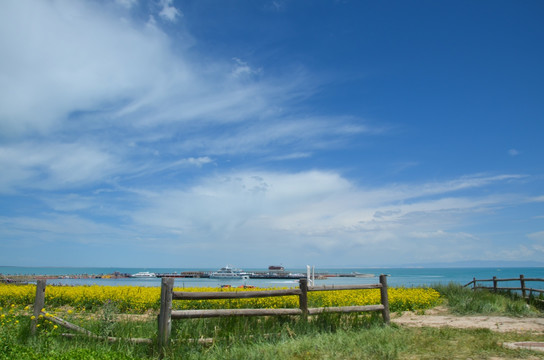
(131, 271, 156, 278)
(209, 265, 251, 279)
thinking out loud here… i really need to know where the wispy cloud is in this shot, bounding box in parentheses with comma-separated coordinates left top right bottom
(528, 231, 544, 241)
(0, 142, 120, 193)
(115, 0, 137, 9)
(119, 171, 527, 264)
(1, 1, 542, 267)
(0, 1, 371, 192)
(158, 0, 182, 22)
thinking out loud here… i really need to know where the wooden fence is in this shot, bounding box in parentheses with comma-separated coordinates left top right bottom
(30, 279, 151, 343)
(464, 274, 544, 299)
(158, 275, 390, 347)
(30, 276, 391, 349)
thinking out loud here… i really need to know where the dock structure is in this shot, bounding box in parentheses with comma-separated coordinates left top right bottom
(2, 268, 376, 282)
(156, 271, 209, 278)
(249, 272, 306, 280)
(155, 271, 306, 280)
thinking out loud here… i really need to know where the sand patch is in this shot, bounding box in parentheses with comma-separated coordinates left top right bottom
(392, 309, 544, 334)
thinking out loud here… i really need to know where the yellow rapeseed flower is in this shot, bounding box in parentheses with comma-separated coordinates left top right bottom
(0, 282, 440, 313)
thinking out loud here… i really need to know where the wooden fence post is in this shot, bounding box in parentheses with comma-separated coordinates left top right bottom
(299, 278, 308, 319)
(493, 276, 497, 293)
(379, 274, 390, 325)
(158, 277, 174, 349)
(473, 277, 476, 291)
(31, 279, 46, 335)
(520, 274, 526, 298)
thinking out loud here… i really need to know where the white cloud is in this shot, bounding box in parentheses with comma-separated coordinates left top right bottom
(184, 157, 213, 167)
(408, 230, 477, 240)
(528, 231, 544, 241)
(267, 152, 312, 161)
(175, 115, 372, 156)
(490, 245, 537, 260)
(0, 0, 184, 136)
(1, 1, 541, 267)
(115, 0, 138, 9)
(128, 171, 521, 260)
(0, 0, 367, 164)
(231, 58, 262, 79)
(508, 148, 521, 156)
(0, 214, 133, 245)
(0, 142, 119, 193)
(158, 0, 182, 22)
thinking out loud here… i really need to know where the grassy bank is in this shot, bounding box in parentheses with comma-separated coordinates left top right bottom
(433, 282, 544, 316)
(1, 283, 543, 359)
(2, 312, 543, 359)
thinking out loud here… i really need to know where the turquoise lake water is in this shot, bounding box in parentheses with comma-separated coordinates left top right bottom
(1, 266, 543, 289)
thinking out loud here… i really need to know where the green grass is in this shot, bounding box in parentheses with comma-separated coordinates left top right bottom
(2, 285, 544, 359)
(433, 282, 542, 316)
(3, 315, 544, 360)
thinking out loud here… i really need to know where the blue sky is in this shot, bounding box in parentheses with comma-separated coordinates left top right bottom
(1, 0, 543, 268)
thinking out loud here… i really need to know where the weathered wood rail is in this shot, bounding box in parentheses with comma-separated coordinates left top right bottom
(31, 279, 152, 343)
(30, 276, 390, 350)
(464, 274, 544, 299)
(157, 275, 390, 347)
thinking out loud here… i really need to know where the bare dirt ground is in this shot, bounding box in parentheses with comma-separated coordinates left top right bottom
(391, 306, 544, 334)
(392, 306, 544, 356)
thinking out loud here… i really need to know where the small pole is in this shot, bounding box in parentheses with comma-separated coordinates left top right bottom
(520, 274, 526, 298)
(493, 276, 497, 293)
(158, 277, 174, 350)
(473, 277, 476, 291)
(299, 278, 308, 319)
(31, 279, 46, 335)
(379, 274, 390, 325)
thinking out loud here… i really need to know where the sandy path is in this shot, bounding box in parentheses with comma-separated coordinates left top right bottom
(391, 307, 544, 334)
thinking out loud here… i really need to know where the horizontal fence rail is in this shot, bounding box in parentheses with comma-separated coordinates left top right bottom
(27, 276, 391, 352)
(173, 288, 302, 300)
(30, 279, 153, 344)
(158, 275, 390, 347)
(464, 274, 544, 299)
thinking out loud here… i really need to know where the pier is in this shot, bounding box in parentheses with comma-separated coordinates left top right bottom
(1, 268, 376, 282)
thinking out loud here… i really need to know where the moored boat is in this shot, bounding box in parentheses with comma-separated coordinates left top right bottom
(130, 271, 156, 278)
(209, 265, 252, 279)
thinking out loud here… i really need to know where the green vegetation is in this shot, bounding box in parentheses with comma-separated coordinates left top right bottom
(2, 311, 543, 360)
(1, 284, 543, 359)
(434, 282, 543, 316)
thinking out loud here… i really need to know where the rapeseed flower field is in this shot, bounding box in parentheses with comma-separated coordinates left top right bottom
(0, 283, 440, 313)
